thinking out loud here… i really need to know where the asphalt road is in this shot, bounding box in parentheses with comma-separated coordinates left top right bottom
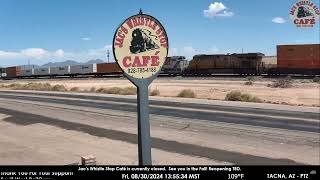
(0, 90, 319, 133)
(0, 90, 319, 165)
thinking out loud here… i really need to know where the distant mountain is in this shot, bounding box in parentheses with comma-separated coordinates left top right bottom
(41, 60, 80, 68)
(86, 59, 104, 64)
(40, 59, 105, 68)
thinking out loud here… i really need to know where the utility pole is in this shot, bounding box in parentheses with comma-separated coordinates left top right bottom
(107, 49, 110, 63)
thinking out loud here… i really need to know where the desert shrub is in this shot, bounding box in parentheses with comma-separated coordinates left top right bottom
(118, 87, 136, 95)
(96, 88, 108, 93)
(51, 84, 67, 91)
(244, 81, 253, 85)
(90, 87, 96, 92)
(313, 76, 320, 83)
(246, 76, 255, 81)
(225, 90, 262, 103)
(95, 87, 136, 95)
(150, 89, 160, 96)
(69, 87, 80, 92)
(177, 89, 196, 98)
(271, 76, 293, 88)
(14, 83, 52, 91)
(107, 87, 123, 94)
(7, 83, 25, 89)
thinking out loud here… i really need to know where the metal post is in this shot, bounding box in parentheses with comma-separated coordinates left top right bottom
(107, 50, 110, 63)
(137, 83, 152, 165)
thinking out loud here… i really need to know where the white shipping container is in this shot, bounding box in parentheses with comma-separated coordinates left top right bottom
(50, 66, 70, 75)
(70, 64, 97, 74)
(34, 68, 50, 76)
(21, 69, 34, 76)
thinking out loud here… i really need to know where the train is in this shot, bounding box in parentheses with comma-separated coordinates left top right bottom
(1, 44, 319, 79)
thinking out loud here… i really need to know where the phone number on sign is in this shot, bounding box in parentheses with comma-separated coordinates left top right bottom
(122, 174, 200, 180)
(128, 67, 157, 74)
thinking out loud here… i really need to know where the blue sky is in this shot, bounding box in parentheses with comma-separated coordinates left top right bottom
(0, 0, 319, 66)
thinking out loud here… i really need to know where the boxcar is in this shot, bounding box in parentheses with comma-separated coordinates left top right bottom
(34, 67, 50, 76)
(70, 64, 97, 75)
(5, 66, 21, 78)
(96, 63, 122, 74)
(50, 66, 70, 75)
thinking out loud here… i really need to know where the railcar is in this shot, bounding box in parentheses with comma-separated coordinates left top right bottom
(34, 67, 50, 76)
(69, 64, 97, 75)
(20, 69, 34, 77)
(50, 66, 70, 76)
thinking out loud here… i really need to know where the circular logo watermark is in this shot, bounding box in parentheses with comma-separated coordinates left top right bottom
(290, 0, 320, 27)
(113, 13, 169, 79)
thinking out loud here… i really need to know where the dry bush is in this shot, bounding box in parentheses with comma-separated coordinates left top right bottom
(271, 76, 293, 88)
(246, 76, 255, 81)
(107, 87, 123, 94)
(244, 81, 253, 86)
(225, 90, 262, 103)
(95, 87, 136, 95)
(150, 89, 160, 96)
(90, 87, 96, 92)
(313, 76, 320, 83)
(96, 88, 108, 93)
(15, 83, 52, 91)
(51, 84, 67, 91)
(69, 87, 80, 92)
(177, 89, 196, 98)
(118, 87, 136, 95)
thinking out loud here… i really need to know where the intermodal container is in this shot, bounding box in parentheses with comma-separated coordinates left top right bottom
(277, 44, 320, 69)
(34, 67, 50, 76)
(6, 66, 21, 78)
(97, 63, 122, 74)
(70, 64, 97, 74)
(50, 66, 70, 75)
(21, 69, 34, 76)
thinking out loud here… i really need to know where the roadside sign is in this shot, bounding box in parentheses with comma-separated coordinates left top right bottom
(113, 11, 168, 79)
(113, 10, 169, 165)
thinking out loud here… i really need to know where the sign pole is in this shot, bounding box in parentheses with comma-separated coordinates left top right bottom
(128, 76, 156, 165)
(137, 82, 152, 165)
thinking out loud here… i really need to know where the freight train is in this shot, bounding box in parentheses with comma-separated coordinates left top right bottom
(1, 44, 319, 79)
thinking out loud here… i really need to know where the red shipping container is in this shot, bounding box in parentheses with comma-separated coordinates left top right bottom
(277, 44, 320, 69)
(97, 63, 122, 74)
(6, 66, 21, 78)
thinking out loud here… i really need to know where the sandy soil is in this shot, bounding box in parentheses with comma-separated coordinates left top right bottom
(0, 113, 222, 165)
(1, 78, 319, 107)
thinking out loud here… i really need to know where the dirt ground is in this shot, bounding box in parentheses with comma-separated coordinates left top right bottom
(0, 113, 221, 165)
(1, 77, 319, 107)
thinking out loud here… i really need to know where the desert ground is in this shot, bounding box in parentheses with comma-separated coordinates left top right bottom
(0, 77, 319, 107)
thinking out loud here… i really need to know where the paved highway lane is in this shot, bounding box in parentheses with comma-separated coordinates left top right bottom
(0, 90, 319, 133)
(0, 90, 319, 165)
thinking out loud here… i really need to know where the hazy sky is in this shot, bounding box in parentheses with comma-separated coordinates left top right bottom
(0, 0, 319, 66)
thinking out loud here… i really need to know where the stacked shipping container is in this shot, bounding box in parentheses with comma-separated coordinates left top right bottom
(96, 63, 122, 74)
(5, 66, 21, 78)
(277, 44, 320, 69)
